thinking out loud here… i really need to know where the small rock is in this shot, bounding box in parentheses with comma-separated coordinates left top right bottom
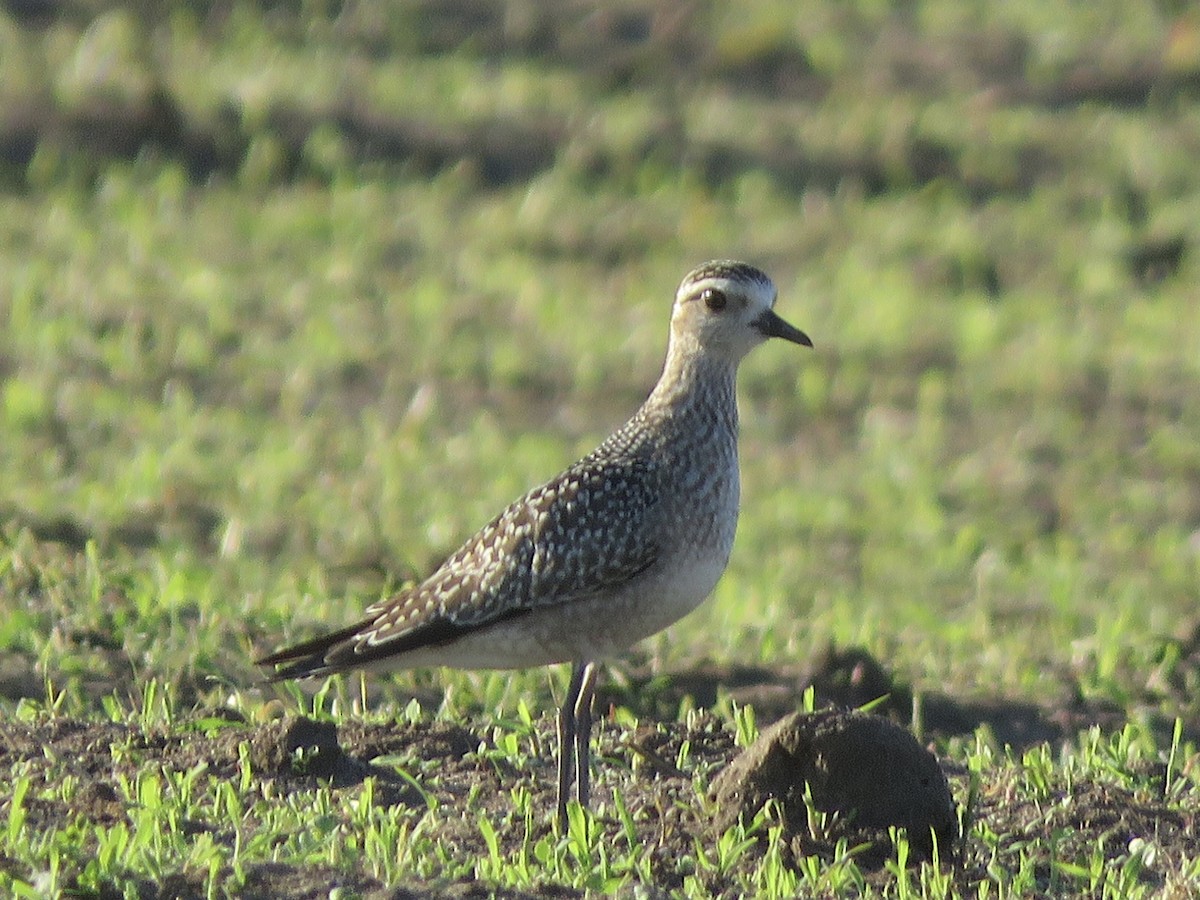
(74, 780, 125, 825)
(710, 709, 956, 855)
(248, 715, 341, 778)
(0, 651, 43, 702)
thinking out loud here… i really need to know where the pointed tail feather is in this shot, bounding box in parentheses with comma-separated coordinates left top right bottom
(257, 606, 535, 680)
(255, 620, 370, 681)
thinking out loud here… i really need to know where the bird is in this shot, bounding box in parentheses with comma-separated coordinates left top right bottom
(257, 260, 811, 830)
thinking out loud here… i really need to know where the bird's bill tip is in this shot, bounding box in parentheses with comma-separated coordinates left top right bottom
(754, 309, 813, 347)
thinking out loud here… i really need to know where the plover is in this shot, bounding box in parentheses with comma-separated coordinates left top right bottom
(258, 260, 811, 829)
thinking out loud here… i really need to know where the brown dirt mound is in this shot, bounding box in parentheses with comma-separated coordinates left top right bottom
(710, 709, 957, 864)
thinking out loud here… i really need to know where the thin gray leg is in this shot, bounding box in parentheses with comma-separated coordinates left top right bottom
(573, 661, 598, 814)
(556, 661, 589, 831)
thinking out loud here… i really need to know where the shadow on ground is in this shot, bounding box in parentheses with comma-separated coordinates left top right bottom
(605, 642, 1145, 750)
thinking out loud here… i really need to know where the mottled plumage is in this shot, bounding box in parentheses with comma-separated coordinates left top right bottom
(258, 260, 811, 828)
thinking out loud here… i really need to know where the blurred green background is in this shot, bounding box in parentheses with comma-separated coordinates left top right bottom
(2, 0, 1200, 726)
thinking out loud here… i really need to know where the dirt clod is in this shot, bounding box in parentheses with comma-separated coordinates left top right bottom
(710, 709, 957, 858)
(72, 780, 125, 826)
(248, 715, 341, 778)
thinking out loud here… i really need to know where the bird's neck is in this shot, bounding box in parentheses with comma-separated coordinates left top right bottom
(644, 339, 739, 432)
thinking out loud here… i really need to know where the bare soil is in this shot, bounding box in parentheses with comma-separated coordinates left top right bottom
(2, 648, 1195, 898)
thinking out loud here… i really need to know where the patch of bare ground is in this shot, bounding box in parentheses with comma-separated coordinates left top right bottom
(2, 641, 1197, 897)
(964, 774, 1198, 897)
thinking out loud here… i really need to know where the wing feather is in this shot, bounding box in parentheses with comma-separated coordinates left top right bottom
(260, 453, 661, 677)
(365, 455, 660, 641)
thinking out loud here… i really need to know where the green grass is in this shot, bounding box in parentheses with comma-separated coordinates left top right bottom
(2, 688, 1196, 897)
(2, 0, 1200, 896)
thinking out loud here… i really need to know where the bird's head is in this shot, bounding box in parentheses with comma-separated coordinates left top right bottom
(669, 260, 812, 363)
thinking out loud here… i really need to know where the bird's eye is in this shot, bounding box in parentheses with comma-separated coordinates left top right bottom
(701, 288, 727, 311)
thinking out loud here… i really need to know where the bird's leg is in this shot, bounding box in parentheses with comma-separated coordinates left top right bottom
(556, 661, 589, 832)
(573, 661, 598, 815)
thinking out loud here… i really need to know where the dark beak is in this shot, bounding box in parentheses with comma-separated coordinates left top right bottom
(754, 309, 813, 347)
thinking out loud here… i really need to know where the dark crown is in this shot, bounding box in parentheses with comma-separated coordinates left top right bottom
(680, 260, 773, 291)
